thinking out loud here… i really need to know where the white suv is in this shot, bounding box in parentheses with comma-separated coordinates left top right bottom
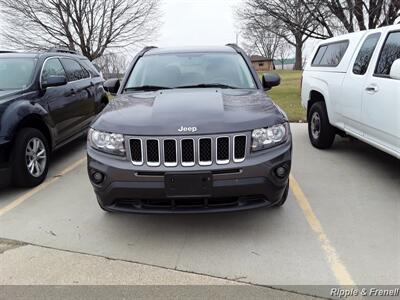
(301, 24, 400, 159)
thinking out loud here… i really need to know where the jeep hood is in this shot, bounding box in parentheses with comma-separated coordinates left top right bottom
(92, 89, 287, 135)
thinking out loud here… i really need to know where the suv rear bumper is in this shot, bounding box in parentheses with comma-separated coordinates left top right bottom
(88, 137, 292, 214)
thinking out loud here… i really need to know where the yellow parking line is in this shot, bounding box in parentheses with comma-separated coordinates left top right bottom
(289, 174, 356, 286)
(0, 157, 86, 217)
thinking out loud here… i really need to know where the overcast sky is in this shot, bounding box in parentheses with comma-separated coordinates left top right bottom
(157, 0, 242, 47)
(156, 0, 316, 59)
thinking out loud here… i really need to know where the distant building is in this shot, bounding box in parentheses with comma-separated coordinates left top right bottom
(273, 58, 296, 70)
(250, 55, 274, 72)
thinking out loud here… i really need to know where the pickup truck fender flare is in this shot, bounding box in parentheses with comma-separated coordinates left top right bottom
(0, 100, 55, 148)
(305, 77, 334, 122)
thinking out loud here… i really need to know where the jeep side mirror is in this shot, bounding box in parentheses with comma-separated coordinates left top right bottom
(42, 75, 67, 89)
(390, 59, 400, 80)
(262, 73, 281, 90)
(104, 78, 120, 95)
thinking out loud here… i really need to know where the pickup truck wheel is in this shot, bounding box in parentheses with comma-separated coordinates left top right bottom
(273, 181, 289, 207)
(308, 102, 335, 149)
(12, 128, 50, 187)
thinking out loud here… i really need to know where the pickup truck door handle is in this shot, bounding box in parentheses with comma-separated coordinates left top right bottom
(365, 85, 379, 93)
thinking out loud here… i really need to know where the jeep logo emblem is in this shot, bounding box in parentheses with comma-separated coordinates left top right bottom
(178, 126, 197, 133)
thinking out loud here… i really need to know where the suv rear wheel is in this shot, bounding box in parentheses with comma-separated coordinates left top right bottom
(308, 102, 335, 149)
(12, 128, 50, 187)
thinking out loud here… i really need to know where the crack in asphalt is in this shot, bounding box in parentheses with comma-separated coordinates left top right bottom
(0, 238, 27, 254)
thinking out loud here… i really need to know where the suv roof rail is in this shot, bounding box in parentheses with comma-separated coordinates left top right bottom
(142, 46, 158, 52)
(225, 43, 241, 51)
(48, 47, 78, 54)
(0, 50, 16, 53)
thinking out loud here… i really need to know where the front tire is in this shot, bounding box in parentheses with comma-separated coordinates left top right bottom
(11, 128, 50, 187)
(308, 102, 336, 149)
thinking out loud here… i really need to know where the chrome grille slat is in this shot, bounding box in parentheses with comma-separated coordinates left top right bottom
(233, 135, 246, 163)
(128, 134, 247, 167)
(181, 139, 195, 167)
(198, 138, 212, 166)
(216, 137, 230, 165)
(146, 139, 160, 166)
(163, 139, 178, 167)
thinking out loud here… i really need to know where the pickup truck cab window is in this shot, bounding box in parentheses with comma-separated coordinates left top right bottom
(353, 33, 381, 75)
(375, 31, 400, 76)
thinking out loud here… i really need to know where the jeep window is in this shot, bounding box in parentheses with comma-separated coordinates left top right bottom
(60, 58, 90, 81)
(41, 58, 66, 85)
(125, 52, 256, 90)
(353, 33, 381, 75)
(312, 41, 349, 67)
(0, 57, 36, 90)
(375, 31, 400, 76)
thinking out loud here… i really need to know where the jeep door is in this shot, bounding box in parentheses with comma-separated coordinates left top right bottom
(361, 30, 400, 155)
(59, 58, 95, 134)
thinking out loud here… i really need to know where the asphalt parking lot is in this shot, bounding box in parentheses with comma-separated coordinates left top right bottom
(0, 123, 399, 297)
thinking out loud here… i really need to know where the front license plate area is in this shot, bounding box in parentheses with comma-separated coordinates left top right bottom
(165, 172, 212, 197)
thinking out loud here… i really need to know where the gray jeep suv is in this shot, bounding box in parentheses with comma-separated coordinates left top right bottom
(87, 45, 292, 213)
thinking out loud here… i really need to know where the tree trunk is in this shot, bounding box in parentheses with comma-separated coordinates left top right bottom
(294, 36, 303, 70)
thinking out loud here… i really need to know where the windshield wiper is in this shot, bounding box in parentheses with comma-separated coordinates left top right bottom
(124, 85, 171, 92)
(175, 83, 239, 89)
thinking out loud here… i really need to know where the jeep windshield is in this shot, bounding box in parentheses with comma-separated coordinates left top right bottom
(0, 57, 37, 90)
(125, 52, 257, 91)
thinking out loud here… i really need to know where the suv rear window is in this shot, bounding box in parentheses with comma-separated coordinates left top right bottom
(312, 41, 349, 67)
(80, 58, 100, 77)
(61, 58, 90, 81)
(375, 31, 400, 76)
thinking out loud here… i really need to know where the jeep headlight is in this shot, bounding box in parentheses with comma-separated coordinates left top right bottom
(88, 128, 125, 156)
(251, 124, 288, 151)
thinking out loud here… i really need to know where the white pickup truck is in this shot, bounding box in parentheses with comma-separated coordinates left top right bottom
(301, 24, 400, 159)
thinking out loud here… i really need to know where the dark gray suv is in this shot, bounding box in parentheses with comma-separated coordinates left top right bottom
(87, 45, 292, 213)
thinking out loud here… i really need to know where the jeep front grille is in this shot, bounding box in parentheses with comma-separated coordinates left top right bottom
(128, 134, 247, 167)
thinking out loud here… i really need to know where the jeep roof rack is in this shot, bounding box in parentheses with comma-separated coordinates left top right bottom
(48, 47, 77, 54)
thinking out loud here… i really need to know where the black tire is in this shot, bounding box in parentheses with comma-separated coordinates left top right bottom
(273, 181, 289, 207)
(11, 128, 50, 187)
(308, 101, 336, 149)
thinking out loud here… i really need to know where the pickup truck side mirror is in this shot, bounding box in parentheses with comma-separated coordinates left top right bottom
(104, 78, 120, 95)
(262, 73, 281, 90)
(42, 75, 67, 89)
(389, 59, 400, 80)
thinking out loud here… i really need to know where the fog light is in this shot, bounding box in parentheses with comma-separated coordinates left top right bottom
(91, 170, 105, 184)
(275, 165, 289, 179)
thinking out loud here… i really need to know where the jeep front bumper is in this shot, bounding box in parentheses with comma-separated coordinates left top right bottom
(87, 136, 292, 214)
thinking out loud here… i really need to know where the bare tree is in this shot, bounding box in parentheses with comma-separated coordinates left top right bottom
(95, 52, 127, 78)
(239, 0, 320, 70)
(276, 42, 292, 70)
(0, 0, 161, 60)
(239, 17, 283, 59)
(301, 0, 400, 36)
